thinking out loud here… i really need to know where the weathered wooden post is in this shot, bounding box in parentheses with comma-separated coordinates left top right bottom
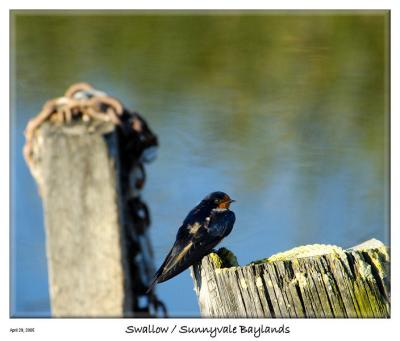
(24, 83, 165, 317)
(191, 239, 390, 318)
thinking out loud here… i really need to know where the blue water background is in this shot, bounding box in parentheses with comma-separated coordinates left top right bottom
(10, 12, 389, 317)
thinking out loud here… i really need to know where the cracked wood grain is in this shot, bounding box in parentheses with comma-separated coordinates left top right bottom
(191, 239, 390, 318)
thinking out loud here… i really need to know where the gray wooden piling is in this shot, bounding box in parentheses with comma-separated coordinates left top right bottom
(24, 83, 162, 317)
(191, 239, 390, 318)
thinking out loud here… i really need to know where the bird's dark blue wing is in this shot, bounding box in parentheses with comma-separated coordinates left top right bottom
(147, 209, 235, 292)
(149, 232, 221, 286)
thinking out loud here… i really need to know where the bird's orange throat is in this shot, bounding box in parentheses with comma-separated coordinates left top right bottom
(218, 202, 230, 209)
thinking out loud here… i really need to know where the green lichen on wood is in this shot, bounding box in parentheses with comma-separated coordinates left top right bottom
(217, 247, 239, 268)
(250, 244, 345, 265)
(194, 239, 389, 318)
(352, 280, 375, 317)
(209, 252, 223, 269)
(365, 248, 389, 279)
(209, 248, 239, 269)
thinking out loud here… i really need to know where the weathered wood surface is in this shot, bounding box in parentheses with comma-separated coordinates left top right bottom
(191, 239, 390, 318)
(24, 84, 161, 317)
(33, 121, 128, 317)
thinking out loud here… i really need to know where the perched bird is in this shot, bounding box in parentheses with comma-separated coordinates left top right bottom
(147, 191, 236, 293)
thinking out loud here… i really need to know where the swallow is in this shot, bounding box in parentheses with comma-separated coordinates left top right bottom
(147, 191, 236, 292)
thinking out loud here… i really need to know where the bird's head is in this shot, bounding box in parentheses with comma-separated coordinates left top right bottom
(203, 191, 236, 209)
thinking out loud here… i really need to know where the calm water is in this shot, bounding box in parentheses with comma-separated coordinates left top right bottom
(11, 11, 389, 317)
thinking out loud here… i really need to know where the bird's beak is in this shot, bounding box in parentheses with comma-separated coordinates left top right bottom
(229, 199, 236, 204)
